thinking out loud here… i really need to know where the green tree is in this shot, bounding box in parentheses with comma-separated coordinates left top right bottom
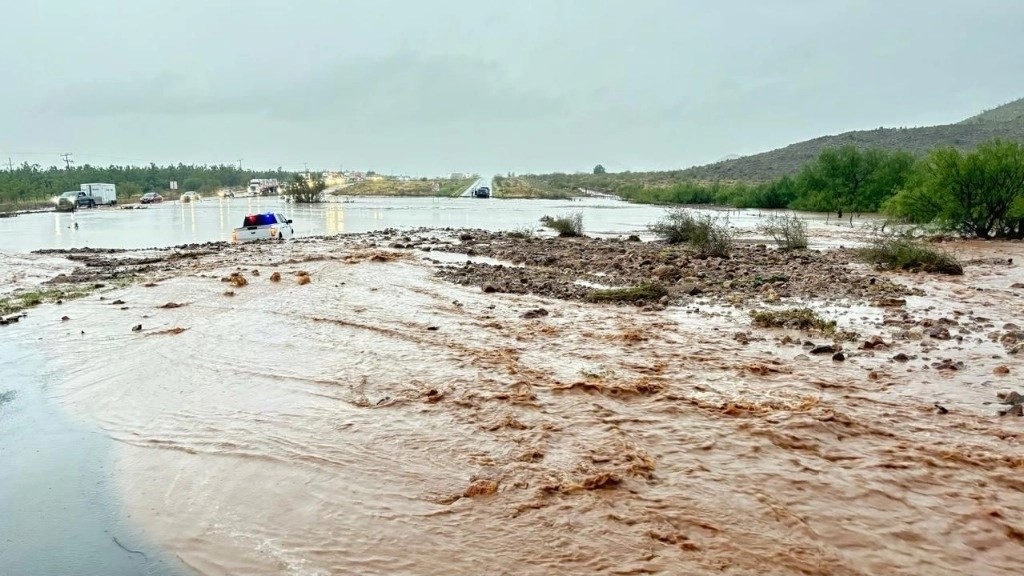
(792, 147, 914, 220)
(284, 173, 327, 203)
(920, 140, 1024, 238)
(593, 164, 607, 175)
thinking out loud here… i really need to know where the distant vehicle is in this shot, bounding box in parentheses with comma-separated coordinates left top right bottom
(180, 191, 202, 203)
(218, 190, 235, 198)
(473, 186, 491, 198)
(140, 192, 163, 204)
(248, 178, 280, 196)
(56, 190, 95, 211)
(231, 212, 294, 242)
(79, 183, 117, 206)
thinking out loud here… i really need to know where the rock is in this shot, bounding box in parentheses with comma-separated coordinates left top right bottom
(296, 274, 311, 285)
(463, 479, 499, 498)
(659, 295, 670, 305)
(111, 299, 126, 305)
(426, 326, 439, 331)
(926, 327, 951, 340)
(270, 272, 282, 282)
(733, 332, 750, 345)
(932, 359, 965, 371)
(934, 404, 949, 415)
(1003, 323, 1021, 331)
(626, 234, 641, 242)
(159, 302, 183, 309)
(994, 365, 1011, 375)
(481, 282, 500, 293)
(893, 353, 910, 362)
(832, 352, 846, 362)
(521, 308, 549, 319)
(810, 344, 836, 355)
(61, 316, 70, 322)
(653, 264, 678, 281)
(997, 391, 1023, 405)
(459, 233, 474, 241)
(1011, 283, 1024, 289)
(861, 336, 887, 350)
(131, 324, 142, 332)
(907, 327, 924, 340)
(678, 283, 703, 296)
(871, 297, 906, 307)
(251, 269, 260, 277)
(999, 404, 1024, 417)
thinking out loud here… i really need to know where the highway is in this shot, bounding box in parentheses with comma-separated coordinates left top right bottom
(458, 177, 493, 198)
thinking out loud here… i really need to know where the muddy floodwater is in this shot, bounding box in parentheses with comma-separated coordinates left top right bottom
(1, 219, 1023, 575)
(0, 196, 873, 252)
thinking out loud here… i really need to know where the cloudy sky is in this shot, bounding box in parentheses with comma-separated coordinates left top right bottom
(2, 0, 1023, 175)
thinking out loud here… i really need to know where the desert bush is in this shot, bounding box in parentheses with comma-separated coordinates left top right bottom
(540, 212, 584, 237)
(858, 231, 963, 275)
(648, 208, 699, 244)
(757, 214, 808, 250)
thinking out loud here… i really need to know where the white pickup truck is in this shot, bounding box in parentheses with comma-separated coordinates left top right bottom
(231, 212, 294, 242)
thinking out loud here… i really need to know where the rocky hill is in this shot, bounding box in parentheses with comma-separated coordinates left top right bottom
(679, 97, 1024, 182)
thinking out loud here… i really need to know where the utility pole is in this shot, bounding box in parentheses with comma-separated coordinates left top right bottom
(7, 157, 13, 172)
(237, 158, 243, 171)
(61, 153, 73, 170)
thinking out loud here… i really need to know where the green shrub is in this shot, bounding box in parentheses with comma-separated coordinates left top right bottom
(757, 214, 808, 250)
(858, 231, 963, 275)
(649, 208, 733, 256)
(648, 208, 698, 244)
(540, 212, 584, 237)
(585, 282, 667, 303)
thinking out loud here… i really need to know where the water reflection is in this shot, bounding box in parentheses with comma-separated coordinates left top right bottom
(0, 196, 881, 252)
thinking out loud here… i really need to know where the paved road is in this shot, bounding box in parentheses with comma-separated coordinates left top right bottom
(459, 177, 493, 198)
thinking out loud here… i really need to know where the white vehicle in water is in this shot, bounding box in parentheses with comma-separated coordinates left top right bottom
(231, 213, 294, 242)
(79, 183, 117, 206)
(247, 178, 280, 196)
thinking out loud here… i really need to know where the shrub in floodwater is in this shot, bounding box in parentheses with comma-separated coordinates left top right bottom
(858, 231, 963, 275)
(506, 226, 535, 239)
(757, 214, 808, 250)
(649, 208, 733, 257)
(540, 212, 584, 237)
(750, 308, 837, 335)
(585, 282, 668, 303)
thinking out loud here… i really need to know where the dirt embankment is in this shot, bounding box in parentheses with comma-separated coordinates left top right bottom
(425, 231, 918, 307)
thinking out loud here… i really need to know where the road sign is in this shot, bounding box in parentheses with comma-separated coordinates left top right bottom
(170, 181, 178, 190)
(432, 182, 440, 193)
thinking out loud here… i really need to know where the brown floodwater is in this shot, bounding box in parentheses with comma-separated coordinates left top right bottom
(17, 238, 1024, 575)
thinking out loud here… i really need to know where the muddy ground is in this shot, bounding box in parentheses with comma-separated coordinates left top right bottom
(3, 228, 1024, 575)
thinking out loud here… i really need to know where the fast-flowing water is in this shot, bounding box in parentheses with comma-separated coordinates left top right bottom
(2, 236, 1021, 575)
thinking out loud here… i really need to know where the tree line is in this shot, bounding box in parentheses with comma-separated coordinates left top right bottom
(0, 163, 294, 203)
(530, 139, 1024, 238)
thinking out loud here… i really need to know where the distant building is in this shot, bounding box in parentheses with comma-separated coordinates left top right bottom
(450, 172, 465, 180)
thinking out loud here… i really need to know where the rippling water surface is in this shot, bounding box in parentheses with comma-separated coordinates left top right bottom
(11, 238, 1021, 575)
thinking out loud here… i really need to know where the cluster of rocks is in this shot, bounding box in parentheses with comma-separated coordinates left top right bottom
(433, 231, 917, 305)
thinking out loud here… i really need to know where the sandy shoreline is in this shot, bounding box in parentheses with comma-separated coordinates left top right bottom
(2, 229, 1023, 575)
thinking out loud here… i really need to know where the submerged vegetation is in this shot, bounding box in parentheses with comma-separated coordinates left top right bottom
(858, 231, 964, 275)
(749, 308, 837, 335)
(584, 282, 667, 303)
(540, 213, 584, 237)
(758, 214, 809, 250)
(0, 286, 93, 317)
(649, 208, 733, 257)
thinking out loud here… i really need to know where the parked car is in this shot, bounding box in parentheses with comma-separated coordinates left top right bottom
(232, 213, 294, 242)
(180, 191, 202, 203)
(56, 190, 96, 211)
(139, 192, 163, 204)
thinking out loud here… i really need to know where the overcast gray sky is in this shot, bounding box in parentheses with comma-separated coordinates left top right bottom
(2, 0, 1023, 175)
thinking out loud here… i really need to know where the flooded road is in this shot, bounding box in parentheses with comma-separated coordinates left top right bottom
(0, 318, 190, 576)
(6, 235, 1021, 575)
(0, 196, 875, 252)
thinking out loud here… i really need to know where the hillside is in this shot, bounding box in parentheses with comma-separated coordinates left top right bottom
(677, 98, 1024, 182)
(959, 97, 1024, 124)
